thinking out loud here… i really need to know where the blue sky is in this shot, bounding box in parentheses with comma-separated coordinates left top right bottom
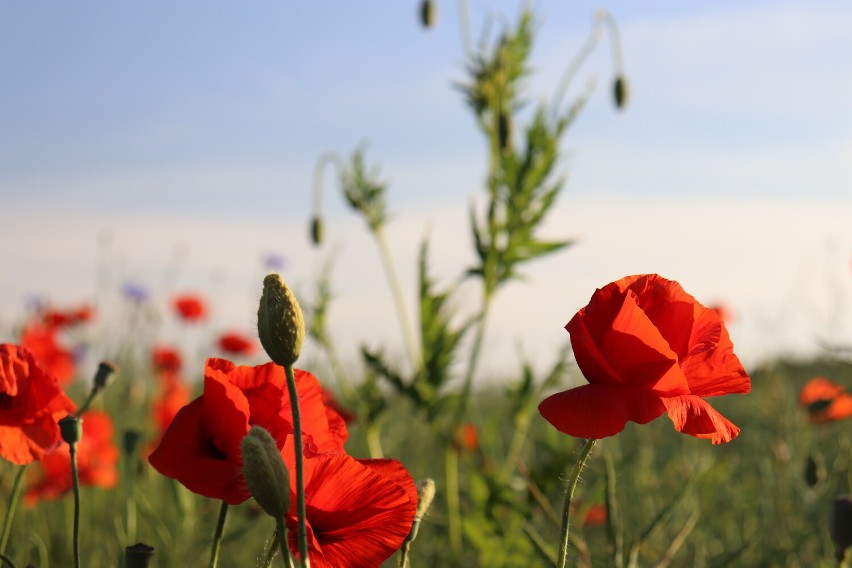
(2, 2, 851, 378)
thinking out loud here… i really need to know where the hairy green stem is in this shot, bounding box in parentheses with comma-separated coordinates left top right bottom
(557, 438, 597, 568)
(373, 227, 421, 370)
(284, 364, 309, 568)
(208, 501, 229, 568)
(0, 465, 27, 555)
(70, 444, 81, 568)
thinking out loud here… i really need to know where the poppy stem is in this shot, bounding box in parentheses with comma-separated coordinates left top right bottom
(0, 465, 27, 555)
(208, 501, 229, 568)
(276, 517, 292, 568)
(556, 438, 597, 568)
(283, 364, 309, 568)
(69, 442, 81, 568)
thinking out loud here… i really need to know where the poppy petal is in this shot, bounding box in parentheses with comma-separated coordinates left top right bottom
(287, 453, 415, 568)
(148, 399, 248, 504)
(600, 290, 689, 395)
(662, 395, 741, 444)
(538, 383, 666, 439)
(680, 315, 749, 397)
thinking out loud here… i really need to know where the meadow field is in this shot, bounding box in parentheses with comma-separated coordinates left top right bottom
(2, 4, 851, 567)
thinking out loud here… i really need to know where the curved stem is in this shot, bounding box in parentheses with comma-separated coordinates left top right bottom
(550, 16, 602, 119)
(373, 227, 421, 370)
(208, 501, 229, 568)
(557, 438, 597, 568)
(69, 444, 81, 568)
(445, 445, 462, 557)
(0, 552, 17, 568)
(455, 0, 473, 59)
(284, 364, 309, 568)
(0, 465, 27, 555)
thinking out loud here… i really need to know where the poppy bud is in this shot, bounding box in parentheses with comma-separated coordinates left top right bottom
(804, 453, 824, 487)
(257, 273, 305, 367)
(830, 495, 852, 562)
(419, 0, 436, 29)
(310, 216, 324, 245)
(241, 426, 291, 519)
(125, 543, 155, 568)
(93, 361, 117, 391)
(613, 75, 629, 110)
(497, 111, 511, 152)
(123, 429, 142, 456)
(415, 478, 436, 521)
(60, 415, 83, 446)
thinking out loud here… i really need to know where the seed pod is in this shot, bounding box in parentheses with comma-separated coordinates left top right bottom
(420, 0, 436, 29)
(93, 361, 117, 391)
(242, 426, 291, 519)
(60, 415, 83, 446)
(613, 75, 629, 110)
(257, 273, 305, 367)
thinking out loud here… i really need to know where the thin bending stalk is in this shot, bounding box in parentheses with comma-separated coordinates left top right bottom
(70, 444, 81, 568)
(557, 439, 597, 568)
(284, 364, 309, 568)
(208, 502, 229, 568)
(373, 227, 421, 370)
(0, 465, 27, 554)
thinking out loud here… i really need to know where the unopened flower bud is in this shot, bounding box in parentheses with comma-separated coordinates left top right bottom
(257, 273, 305, 367)
(613, 75, 629, 110)
(415, 478, 436, 520)
(310, 216, 324, 245)
(831, 495, 852, 562)
(419, 0, 437, 29)
(242, 426, 291, 519)
(60, 415, 83, 446)
(123, 429, 142, 456)
(94, 361, 117, 391)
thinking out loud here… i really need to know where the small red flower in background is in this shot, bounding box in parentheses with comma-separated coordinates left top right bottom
(452, 423, 479, 453)
(539, 274, 751, 444)
(148, 359, 348, 504)
(172, 294, 207, 322)
(20, 322, 75, 385)
(709, 302, 734, 325)
(583, 504, 607, 527)
(799, 377, 852, 424)
(152, 345, 183, 375)
(41, 304, 95, 328)
(25, 410, 119, 504)
(152, 379, 192, 435)
(0, 344, 76, 465)
(282, 441, 417, 568)
(216, 332, 256, 356)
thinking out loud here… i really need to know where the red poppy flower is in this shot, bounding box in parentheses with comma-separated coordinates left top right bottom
(42, 304, 95, 328)
(25, 410, 119, 504)
(539, 274, 750, 444)
(0, 344, 76, 465)
(172, 294, 207, 322)
(282, 442, 417, 568)
(216, 332, 256, 356)
(583, 504, 607, 527)
(153, 379, 192, 434)
(799, 377, 852, 424)
(148, 359, 348, 504)
(20, 322, 75, 385)
(152, 345, 182, 375)
(452, 423, 479, 453)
